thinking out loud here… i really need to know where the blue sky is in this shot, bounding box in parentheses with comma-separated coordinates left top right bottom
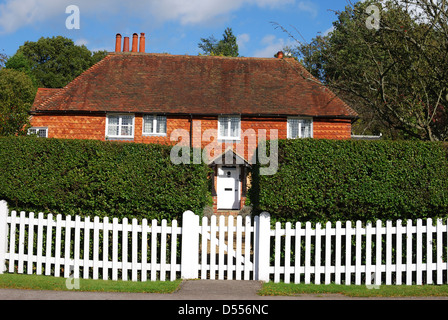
(0, 0, 354, 59)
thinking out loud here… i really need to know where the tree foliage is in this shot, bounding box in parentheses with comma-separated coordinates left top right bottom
(6, 36, 107, 88)
(198, 27, 239, 57)
(0, 68, 36, 136)
(284, 0, 448, 141)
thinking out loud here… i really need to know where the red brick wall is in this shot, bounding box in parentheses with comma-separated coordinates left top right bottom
(30, 114, 352, 154)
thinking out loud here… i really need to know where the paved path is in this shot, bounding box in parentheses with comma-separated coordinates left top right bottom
(0, 280, 447, 300)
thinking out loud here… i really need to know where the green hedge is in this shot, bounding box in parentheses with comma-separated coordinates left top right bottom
(249, 139, 448, 224)
(0, 137, 212, 221)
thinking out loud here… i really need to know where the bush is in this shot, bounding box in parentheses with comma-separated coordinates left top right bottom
(249, 139, 448, 224)
(0, 136, 212, 221)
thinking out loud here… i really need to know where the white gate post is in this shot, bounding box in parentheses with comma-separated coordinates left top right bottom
(255, 212, 271, 282)
(0, 201, 8, 274)
(181, 211, 199, 279)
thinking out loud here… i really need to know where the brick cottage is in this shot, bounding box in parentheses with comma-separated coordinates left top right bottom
(29, 33, 358, 213)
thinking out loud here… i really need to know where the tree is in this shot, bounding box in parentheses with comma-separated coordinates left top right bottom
(199, 27, 239, 57)
(0, 68, 36, 136)
(6, 36, 107, 88)
(0, 50, 6, 69)
(283, 0, 448, 141)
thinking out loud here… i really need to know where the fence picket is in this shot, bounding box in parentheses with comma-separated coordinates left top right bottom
(54, 215, 62, 277)
(294, 222, 302, 284)
(406, 220, 413, 285)
(218, 215, 225, 280)
(18, 211, 26, 274)
(73, 215, 81, 279)
(416, 219, 423, 285)
(396, 220, 403, 285)
(235, 216, 243, 281)
(375, 220, 382, 287)
(8, 210, 17, 274)
(365, 222, 372, 285)
(92, 216, 100, 280)
(284, 222, 292, 284)
(355, 221, 362, 285)
(141, 219, 148, 281)
(27, 212, 35, 275)
(325, 222, 332, 285)
(210, 215, 217, 280)
(44, 213, 53, 276)
(426, 218, 433, 285)
(345, 221, 351, 285)
(244, 216, 251, 281)
(437, 219, 443, 285)
(335, 221, 342, 285)
(132, 218, 139, 282)
(201, 217, 208, 280)
(102, 217, 109, 281)
(227, 216, 234, 280)
(315, 223, 322, 285)
(83, 216, 91, 279)
(151, 219, 158, 281)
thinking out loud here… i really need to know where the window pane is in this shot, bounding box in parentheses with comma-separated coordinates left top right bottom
(108, 116, 119, 126)
(143, 115, 154, 133)
(219, 117, 228, 137)
(37, 129, 47, 138)
(108, 125, 119, 136)
(288, 119, 299, 139)
(301, 119, 312, 138)
(230, 117, 240, 138)
(121, 115, 133, 126)
(156, 116, 167, 134)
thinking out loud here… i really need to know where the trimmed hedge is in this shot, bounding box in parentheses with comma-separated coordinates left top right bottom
(249, 139, 448, 224)
(0, 137, 212, 221)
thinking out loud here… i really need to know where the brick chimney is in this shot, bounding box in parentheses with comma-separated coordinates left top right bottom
(132, 33, 138, 52)
(123, 36, 130, 52)
(115, 34, 122, 52)
(139, 33, 146, 53)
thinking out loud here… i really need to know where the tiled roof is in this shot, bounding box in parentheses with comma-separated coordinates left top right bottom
(31, 52, 358, 119)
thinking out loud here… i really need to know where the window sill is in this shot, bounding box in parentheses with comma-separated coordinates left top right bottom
(142, 133, 168, 137)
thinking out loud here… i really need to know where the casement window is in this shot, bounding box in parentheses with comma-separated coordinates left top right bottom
(106, 114, 135, 139)
(28, 127, 48, 138)
(218, 116, 241, 140)
(143, 115, 167, 135)
(287, 118, 313, 139)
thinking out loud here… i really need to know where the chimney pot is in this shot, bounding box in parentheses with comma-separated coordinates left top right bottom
(123, 37, 130, 52)
(276, 51, 284, 59)
(115, 34, 122, 52)
(139, 33, 146, 53)
(132, 33, 138, 52)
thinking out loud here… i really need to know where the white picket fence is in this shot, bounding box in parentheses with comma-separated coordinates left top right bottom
(1, 200, 448, 285)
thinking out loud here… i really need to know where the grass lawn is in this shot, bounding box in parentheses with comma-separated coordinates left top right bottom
(0, 273, 182, 294)
(260, 282, 448, 297)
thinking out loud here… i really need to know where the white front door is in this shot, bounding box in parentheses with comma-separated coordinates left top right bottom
(217, 166, 240, 210)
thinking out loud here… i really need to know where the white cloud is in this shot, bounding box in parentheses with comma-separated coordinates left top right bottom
(297, 1, 318, 19)
(237, 33, 250, 50)
(0, 0, 297, 34)
(253, 34, 295, 58)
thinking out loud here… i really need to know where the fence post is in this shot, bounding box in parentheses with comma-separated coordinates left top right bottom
(255, 212, 271, 282)
(181, 211, 199, 279)
(0, 201, 8, 274)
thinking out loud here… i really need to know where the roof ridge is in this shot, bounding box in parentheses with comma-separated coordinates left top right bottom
(36, 54, 115, 111)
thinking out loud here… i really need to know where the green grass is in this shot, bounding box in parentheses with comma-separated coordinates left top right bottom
(0, 273, 182, 294)
(260, 282, 448, 297)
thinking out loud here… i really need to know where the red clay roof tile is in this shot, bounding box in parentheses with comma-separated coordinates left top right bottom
(31, 52, 358, 119)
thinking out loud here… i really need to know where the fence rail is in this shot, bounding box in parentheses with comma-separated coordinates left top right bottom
(1, 200, 448, 285)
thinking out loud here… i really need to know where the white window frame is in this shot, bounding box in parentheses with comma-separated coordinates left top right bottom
(27, 127, 48, 138)
(142, 115, 167, 136)
(287, 117, 313, 139)
(105, 114, 135, 139)
(218, 116, 241, 141)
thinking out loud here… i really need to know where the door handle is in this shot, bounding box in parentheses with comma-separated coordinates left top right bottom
(225, 188, 232, 191)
